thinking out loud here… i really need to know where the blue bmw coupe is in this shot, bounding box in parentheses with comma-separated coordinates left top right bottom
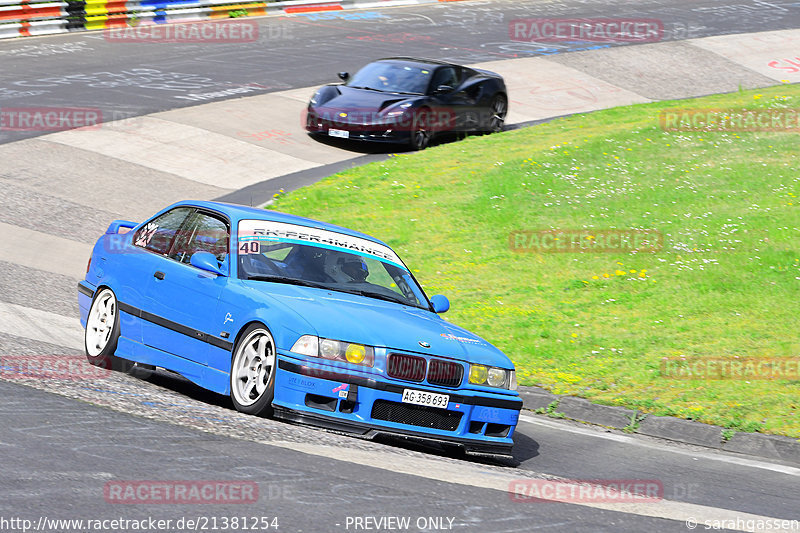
(78, 201, 521, 455)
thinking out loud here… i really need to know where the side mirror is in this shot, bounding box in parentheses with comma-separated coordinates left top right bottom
(434, 84, 454, 95)
(190, 251, 227, 276)
(430, 295, 450, 314)
(338, 72, 350, 81)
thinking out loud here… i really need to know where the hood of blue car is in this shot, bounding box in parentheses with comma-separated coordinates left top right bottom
(246, 282, 513, 369)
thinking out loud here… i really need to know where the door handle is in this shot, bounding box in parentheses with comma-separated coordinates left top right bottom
(154, 271, 165, 280)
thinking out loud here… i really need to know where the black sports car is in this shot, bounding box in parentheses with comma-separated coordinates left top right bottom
(304, 57, 508, 150)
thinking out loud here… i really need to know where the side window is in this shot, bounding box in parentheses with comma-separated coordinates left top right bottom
(430, 67, 459, 92)
(169, 211, 229, 265)
(133, 208, 193, 255)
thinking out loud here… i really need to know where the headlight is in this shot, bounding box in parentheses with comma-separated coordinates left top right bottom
(320, 338, 338, 358)
(385, 102, 413, 117)
(469, 364, 488, 384)
(469, 364, 514, 389)
(310, 91, 321, 105)
(345, 343, 366, 364)
(290, 335, 318, 357)
(290, 335, 374, 367)
(487, 367, 506, 388)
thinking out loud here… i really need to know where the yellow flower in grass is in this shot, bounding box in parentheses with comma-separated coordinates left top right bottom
(602, 273, 610, 278)
(615, 270, 626, 276)
(592, 275, 599, 280)
(630, 269, 637, 273)
(556, 372, 582, 384)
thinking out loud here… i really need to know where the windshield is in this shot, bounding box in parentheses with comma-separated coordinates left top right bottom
(237, 220, 429, 309)
(346, 61, 432, 95)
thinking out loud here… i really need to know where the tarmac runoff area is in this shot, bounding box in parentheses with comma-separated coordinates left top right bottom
(0, 28, 796, 218)
(0, 27, 799, 464)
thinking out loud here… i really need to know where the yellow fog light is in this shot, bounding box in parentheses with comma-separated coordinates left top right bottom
(345, 343, 366, 364)
(469, 364, 488, 385)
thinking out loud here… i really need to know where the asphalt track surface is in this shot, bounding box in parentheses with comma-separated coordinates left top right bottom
(1, 0, 800, 145)
(1, 0, 800, 531)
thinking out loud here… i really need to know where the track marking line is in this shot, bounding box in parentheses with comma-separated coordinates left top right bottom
(519, 414, 800, 476)
(264, 439, 791, 532)
(0, 301, 84, 351)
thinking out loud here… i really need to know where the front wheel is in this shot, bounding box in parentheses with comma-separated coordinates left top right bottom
(409, 109, 432, 151)
(230, 324, 277, 416)
(486, 94, 507, 133)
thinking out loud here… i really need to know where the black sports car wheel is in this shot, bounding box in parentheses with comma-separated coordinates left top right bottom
(409, 109, 432, 151)
(488, 94, 507, 133)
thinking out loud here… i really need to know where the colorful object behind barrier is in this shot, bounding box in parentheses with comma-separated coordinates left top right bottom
(0, 0, 466, 39)
(0, 0, 272, 38)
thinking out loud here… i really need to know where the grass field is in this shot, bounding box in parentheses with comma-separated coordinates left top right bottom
(270, 84, 800, 438)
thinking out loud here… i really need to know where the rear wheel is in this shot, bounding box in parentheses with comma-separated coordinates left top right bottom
(85, 288, 129, 371)
(230, 324, 277, 416)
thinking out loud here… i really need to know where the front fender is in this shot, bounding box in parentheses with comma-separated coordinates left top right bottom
(222, 281, 318, 358)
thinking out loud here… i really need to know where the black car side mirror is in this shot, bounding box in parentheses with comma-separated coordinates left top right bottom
(338, 72, 350, 81)
(434, 84, 454, 95)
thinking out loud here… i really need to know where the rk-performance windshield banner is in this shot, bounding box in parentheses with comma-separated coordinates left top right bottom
(238, 220, 404, 268)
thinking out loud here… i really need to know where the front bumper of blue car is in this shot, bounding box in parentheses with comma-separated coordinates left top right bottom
(273, 353, 522, 456)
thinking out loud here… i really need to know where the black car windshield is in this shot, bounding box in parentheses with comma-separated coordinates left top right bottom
(346, 61, 433, 95)
(237, 220, 429, 309)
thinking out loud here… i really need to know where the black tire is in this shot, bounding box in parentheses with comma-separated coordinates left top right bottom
(487, 94, 507, 133)
(409, 108, 432, 151)
(229, 323, 277, 416)
(84, 288, 131, 372)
